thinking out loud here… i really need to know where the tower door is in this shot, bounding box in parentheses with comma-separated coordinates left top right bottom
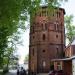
(42, 60, 46, 73)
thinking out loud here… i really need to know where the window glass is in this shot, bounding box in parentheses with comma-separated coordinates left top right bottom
(43, 34, 46, 40)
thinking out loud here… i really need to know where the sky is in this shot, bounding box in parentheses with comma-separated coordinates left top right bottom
(17, 0, 75, 64)
(62, 0, 75, 24)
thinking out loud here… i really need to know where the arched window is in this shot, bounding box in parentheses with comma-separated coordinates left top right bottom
(41, 23, 47, 30)
(56, 47, 59, 58)
(42, 34, 46, 40)
(57, 47, 58, 53)
(32, 48, 34, 56)
(56, 34, 58, 38)
(54, 22, 59, 31)
(45, 23, 47, 30)
(33, 35, 35, 39)
(42, 23, 43, 30)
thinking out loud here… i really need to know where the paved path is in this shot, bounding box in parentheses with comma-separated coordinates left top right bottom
(37, 73, 48, 75)
(6, 70, 17, 75)
(6, 70, 48, 75)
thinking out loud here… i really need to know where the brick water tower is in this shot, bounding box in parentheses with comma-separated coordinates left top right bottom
(29, 6, 65, 74)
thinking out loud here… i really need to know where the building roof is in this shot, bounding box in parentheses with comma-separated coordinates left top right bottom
(51, 56, 75, 61)
(40, 4, 65, 14)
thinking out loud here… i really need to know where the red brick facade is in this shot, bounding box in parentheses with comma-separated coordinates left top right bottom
(65, 45, 75, 57)
(29, 6, 65, 74)
(53, 60, 72, 75)
(65, 45, 73, 57)
(53, 44, 75, 75)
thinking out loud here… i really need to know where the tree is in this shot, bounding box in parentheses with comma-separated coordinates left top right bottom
(25, 54, 29, 62)
(0, 0, 68, 67)
(3, 31, 22, 68)
(65, 15, 75, 44)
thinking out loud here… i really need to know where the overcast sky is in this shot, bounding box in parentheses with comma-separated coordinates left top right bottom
(18, 0, 75, 64)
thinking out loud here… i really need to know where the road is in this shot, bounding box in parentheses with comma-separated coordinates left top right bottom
(6, 70, 17, 75)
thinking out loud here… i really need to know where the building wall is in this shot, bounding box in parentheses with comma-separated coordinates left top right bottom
(63, 61, 72, 75)
(54, 60, 72, 75)
(65, 45, 75, 57)
(29, 7, 65, 73)
(72, 45, 75, 56)
(72, 59, 75, 75)
(65, 46, 73, 57)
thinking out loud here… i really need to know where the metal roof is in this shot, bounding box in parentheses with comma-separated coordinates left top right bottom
(51, 56, 75, 61)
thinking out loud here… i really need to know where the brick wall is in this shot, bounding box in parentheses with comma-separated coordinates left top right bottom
(29, 6, 65, 73)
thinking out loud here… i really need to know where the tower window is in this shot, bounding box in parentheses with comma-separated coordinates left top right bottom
(45, 23, 47, 30)
(42, 34, 46, 40)
(57, 47, 58, 52)
(56, 24, 58, 30)
(32, 26, 34, 33)
(61, 22, 62, 25)
(42, 61, 46, 67)
(39, 13, 41, 17)
(32, 48, 34, 56)
(42, 10, 46, 16)
(56, 47, 59, 57)
(56, 35, 58, 38)
(57, 12, 59, 17)
(33, 35, 35, 39)
(53, 13, 54, 16)
(57, 12, 60, 18)
(42, 23, 47, 30)
(54, 22, 58, 31)
(42, 23, 43, 30)
(43, 50, 45, 53)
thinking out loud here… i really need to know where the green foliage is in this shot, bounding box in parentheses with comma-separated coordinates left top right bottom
(65, 15, 75, 43)
(45, 0, 68, 7)
(0, 0, 68, 68)
(25, 54, 29, 62)
(3, 31, 22, 68)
